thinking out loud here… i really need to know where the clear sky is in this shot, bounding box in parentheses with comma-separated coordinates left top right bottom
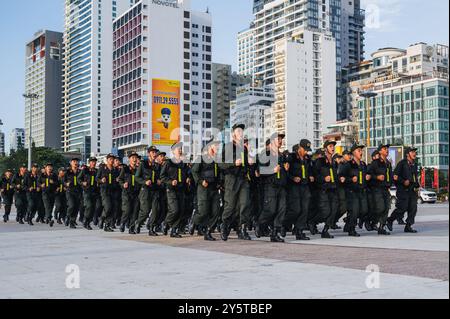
(0, 0, 448, 151)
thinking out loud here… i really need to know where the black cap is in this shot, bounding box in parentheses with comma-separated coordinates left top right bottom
(377, 144, 390, 151)
(232, 124, 245, 131)
(269, 132, 286, 141)
(171, 142, 183, 150)
(5, 169, 13, 173)
(332, 154, 343, 161)
(405, 146, 418, 154)
(157, 151, 167, 157)
(58, 167, 66, 172)
(371, 150, 380, 158)
(20, 163, 27, 168)
(106, 153, 116, 160)
(299, 139, 312, 152)
(314, 149, 325, 157)
(342, 150, 352, 156)
(45, 163, 53, 167)
(32, 163, 39, 168)
(147, 146, 159, 153)
(70, 157, 80, 162)
(323, 140, 337, 149)
(350, 143, 365, 153)
(128, 152, 139, 159)
(292, 144, 300, 153)
(88, 157, 98, 162)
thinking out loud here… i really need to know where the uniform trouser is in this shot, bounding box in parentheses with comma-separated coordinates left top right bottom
(54, 194, 67, 220)
(259, 184, 286, 229)
(222, 176, 251, 227)
(346, 190, 368, 229)
(313, 189, 339, 228)
(308, 188, 320, 225)
(15, 192, 27, 220)
(83, 191, 101, 223)
(114, 189, 122, 223)
(156, 189, 167, 226)
(366, 189, 377, 223)
(42, 192, 56, 220)
(136, 188, 160, 228)
(335, 187, 347, 223)
(101, 189, 115, 226)
(121, 190, 140, 227)
(165, 189, 185, 229)
(26, 192, 41, 220)
(372, 187, 391, 225)
(66, 191, 81, 224)
(284, 184, 311, 231)
(2, 194, 13, 216)
(389, 190, 418, 226)
(194, 185, 221, 229)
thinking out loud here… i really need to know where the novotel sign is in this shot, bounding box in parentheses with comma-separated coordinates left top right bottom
(152, 0, 180, 8)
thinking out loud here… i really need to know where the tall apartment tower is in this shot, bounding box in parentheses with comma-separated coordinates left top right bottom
(212, 63, 252, 132)
(24, 30, 63, 150)
(62, 0, 136, 159)
(237, 26, 255, 77)
(0, 131, 5, 157)
(111, 0, 213, 157)
(10, 128, 26, 152)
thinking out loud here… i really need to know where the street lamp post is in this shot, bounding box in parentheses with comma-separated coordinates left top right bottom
(23, 93, 39, 170)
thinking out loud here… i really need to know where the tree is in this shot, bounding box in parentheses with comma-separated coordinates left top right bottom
(0, 147, 67, 173)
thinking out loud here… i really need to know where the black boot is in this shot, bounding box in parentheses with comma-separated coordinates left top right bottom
(129, 226, 136, 235)
(343, 223, 350, 233)
(378, 225, 390, 236)
(189, 223, 196, 236)
(197, 227, 205, 237)
(364, 221, 374, 232)
(69, 222, 77, 229)
(386, 217, 394, 232)
(349, 227, 361, 237)
(3, 215, 7, 223)
(84, 222, 93, 230)
(397, 219, 406, 225)
(204, 229, 216, 241)
(48, 219, 55, 228)
(321, 226, 334, 239)
(98, 218, 104, 230)
(296, 230, 310, 241)
(120, 223, 126, 233)
(170, 228, 182, 238)
(19, 218, 25, 225)
(255, 223, 263, 238)
(220, 223, 230, 241)
(308, 223, 318, 235)
(57, 218, 63, 225)
(163, 224, 170, 236)
(280, 226, 287, 238)
(104, 224, 114, 232)
(28, 216, 34, 226)
(149, 226, 158, 236)
(270, 228, 284, 243)
(405, 224, 418, 233)
(358, 219, 364, 229)
(241, 225, 252, 241)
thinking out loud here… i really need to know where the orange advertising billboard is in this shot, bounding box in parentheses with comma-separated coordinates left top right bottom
(152, 79, 181, 146)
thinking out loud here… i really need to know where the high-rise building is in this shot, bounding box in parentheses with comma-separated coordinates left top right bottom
(348, 43, 449, 174)
(9, 128, 26, 152)
(25, 30, 63, 150)
(62, 0, 136, 160)
(237, 26, 255, 77)
(0, 131, 5, 157)
(249, 0, 365, 120)
(212, 63, 251, 132)
(111, 0, 212, 157)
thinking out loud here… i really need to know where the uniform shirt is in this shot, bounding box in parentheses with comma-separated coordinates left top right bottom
(340, 159, 368, 192)
(314, 156, 338, 191)
(191, 154, 221, 187)
(0, 176, 14, 196)
(160, 159, 190, 191)
(78, 167, 99, 192)
(219, 141, 250, 178)
(56, 176, 66, 195)
(24, 172, 41, 193)
(38, 172, 59, 194)
(369, 158, 393, 189)
(97, 165, 120, 191)
(135, 160, 161, 191)
(394, 159, 419, 191)
(288, 153, 313, 186)
(12, 173, 27, 193)
(258, 149, 288, 187)
(64, 168, 82, 193)
(118, 165, 140, 194)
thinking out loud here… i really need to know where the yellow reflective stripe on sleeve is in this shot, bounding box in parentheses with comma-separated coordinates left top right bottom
(74, 176, 77, 186)
(152, 171, 155, 183)
(387, 168, 390, 183)
(277, 171, 281, 179)
(359, 171, 363, 185)
(132, 175, 135, 187)
(33, 181, 36, 189)
(330, 168, 335, 183)
(60, 184, 63, 192)
(302, 165, 306, 179)
(241, 152, 245, 168)
(178, 169, 182, 183)
(91, 176, 95, 186)
(6, 183, 10, 191)
(109, 174, 112, 185)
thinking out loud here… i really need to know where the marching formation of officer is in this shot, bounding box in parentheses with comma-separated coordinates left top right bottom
(0, 125, 425, 243)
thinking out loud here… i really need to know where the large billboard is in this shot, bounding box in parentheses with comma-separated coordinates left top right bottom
(152, 79, 181, 146)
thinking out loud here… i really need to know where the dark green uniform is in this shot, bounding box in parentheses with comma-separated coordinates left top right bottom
(54, 177, 67, 223)
(369, 157, 393, 234)
(161, 158, 189, 237)
(191, 154, 221, 237)
(219, 142, 251, 240)
(312, 157, 339, 238)
(97, 165, 120, 230)
(38, 172, 58, 223)
(78, 167, 101, 227)
(388, 159, 419, 231)
(285, 153, 313, 237)
(64, 168, 82, 227)
(335, 161, 348, 225)
(340, 159, 369, 236)
(135, 159, 161, 233)
(1, 175, 15, 222)
(24, 172, 41, 224)
(257, 149, 288, 241)
(12, 173, 27, 223)
(118, 164, 140, 233)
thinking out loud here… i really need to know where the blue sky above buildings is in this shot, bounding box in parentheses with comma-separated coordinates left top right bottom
(0, 0, 448, 150)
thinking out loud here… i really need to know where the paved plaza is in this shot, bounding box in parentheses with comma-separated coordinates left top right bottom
(0, 204, 448, 299)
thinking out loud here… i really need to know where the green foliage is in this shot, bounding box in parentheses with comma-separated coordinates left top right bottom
(0, 147, 67, 173)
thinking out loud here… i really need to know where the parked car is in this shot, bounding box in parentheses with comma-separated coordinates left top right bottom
(418, 188, 437, 204)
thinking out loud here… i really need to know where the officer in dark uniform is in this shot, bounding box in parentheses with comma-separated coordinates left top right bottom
(78, 157, 100, 230)
(340, 144, 370, 237)
(113, 157, 123, 226)
(191, 139, 222, 241)
(12, 165, 28, 224)
(256, 133, 288, 243)
(118, 152, 141, 234)
(243, 138, 260, 232)
(64, 158, 82, 229)
(308, 149, 325, 235)
(155, 151, 168, 231)
(55, 168, 67, 224)
(370, 144, 393, 235)
(219, 124, 251, 241)
(311, 141, 339, 239)
(161, 142, 191, 238)
(1, 169, 15, 223)
(97, 154, 120, 232)
(333, 153, 346, 230)
(24, 164, 41, 226)
(366, 150, 380, 231)
(135, 146, 161, 235)
(387, 147, 420, 233)
(39, 163, 58, 227)
(285, 140, 314, 240)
